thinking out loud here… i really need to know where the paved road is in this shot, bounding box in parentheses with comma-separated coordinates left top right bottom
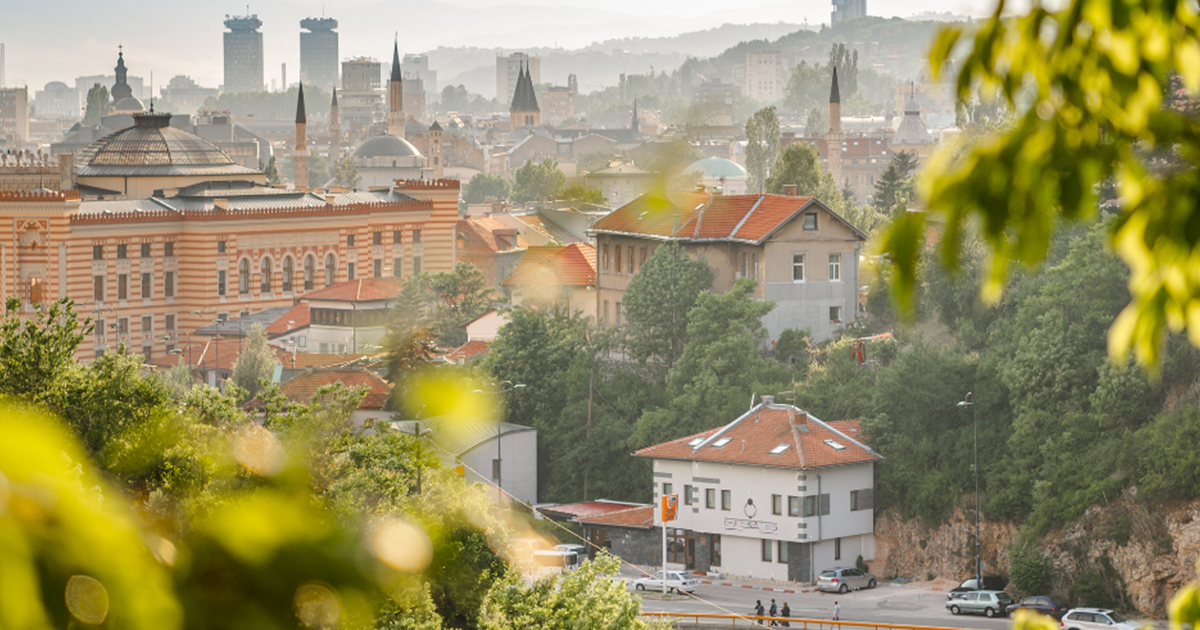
(623, 572, 1025, 630)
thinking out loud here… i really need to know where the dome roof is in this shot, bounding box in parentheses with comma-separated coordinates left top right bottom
(353, 133, 423, 159)
(685, 157, 747, 179)
(113, 96, 146, 113)
(75, 112, 259, 177)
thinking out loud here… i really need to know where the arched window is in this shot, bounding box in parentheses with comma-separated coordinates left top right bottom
(282, 256, 294, 292)
(325, 253, 336, 287)
(304, 254, 315, 291)
(239, 258, 250, 295)
(260, 257, 273, 293)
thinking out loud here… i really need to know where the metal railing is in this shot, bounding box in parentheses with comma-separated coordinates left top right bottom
(640, 612, 977, 630)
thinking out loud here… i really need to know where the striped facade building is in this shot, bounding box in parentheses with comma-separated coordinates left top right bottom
(0, 180, 460, 361)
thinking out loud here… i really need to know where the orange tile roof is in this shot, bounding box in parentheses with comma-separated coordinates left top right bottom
(458, 216, 529, 253)
(277, 368, 392, 410)
(575, 505, 654, 529)
(149, 338, 290, 371)
(302, 278, 405, 302)
(589, 193, 866, 244)
(444, 339, 489, 363)
(634, 404, 881, 471)
(501, 243, 597, 287)
(265, 302, 311, 336)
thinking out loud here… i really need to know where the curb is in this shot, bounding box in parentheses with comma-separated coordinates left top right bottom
(700, 580, 811, 594)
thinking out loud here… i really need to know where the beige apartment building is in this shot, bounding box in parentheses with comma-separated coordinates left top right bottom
(586, 190, 866, 342)
(744, 51, 785, 103)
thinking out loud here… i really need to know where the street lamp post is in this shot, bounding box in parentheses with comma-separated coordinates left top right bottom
(957, 392, 981, 587)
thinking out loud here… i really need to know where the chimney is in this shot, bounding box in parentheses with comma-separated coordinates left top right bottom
(57, 153, 75, 191)
(762, 395, 775, 406)
(782, 184, 797, 197)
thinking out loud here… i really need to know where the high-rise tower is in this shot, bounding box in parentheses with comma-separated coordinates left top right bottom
(300, 17, 339, 90)
(387, 40, 404, 138)
(223, 13, 264, 93)
(294, 83, 309, 190)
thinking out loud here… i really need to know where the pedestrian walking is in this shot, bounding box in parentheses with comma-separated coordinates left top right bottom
(769, 599, 778, 626)
(781, 602, 791, 627)
(755, 600, 765, 619)
(833, 600, 841, 621)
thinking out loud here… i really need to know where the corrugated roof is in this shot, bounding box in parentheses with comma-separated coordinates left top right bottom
(634, 403, 881, 471)
(541, 500, 647, 521)
(574, 505, 654, 529)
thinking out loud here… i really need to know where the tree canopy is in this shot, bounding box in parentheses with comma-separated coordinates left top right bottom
(744, 106, 781, 193)
(510, 158, 566, 203)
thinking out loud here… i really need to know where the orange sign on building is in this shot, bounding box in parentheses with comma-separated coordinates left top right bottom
(661, 494, 678, 522)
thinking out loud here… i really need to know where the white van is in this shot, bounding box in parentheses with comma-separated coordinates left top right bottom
(531, 549, 580, 578)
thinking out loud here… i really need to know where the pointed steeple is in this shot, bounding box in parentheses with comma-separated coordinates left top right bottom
(111, 46, 133, 103)
(631, 98, 639, 132)
(509, 58, 539, 114)
(830, 66, 841, 104)
(331, 85, 338, 107)
(295, 82, 307, 124)
(391, 39, 403, 82)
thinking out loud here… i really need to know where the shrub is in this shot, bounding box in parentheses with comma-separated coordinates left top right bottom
(856, 555, 870, 574)
(1009, 546, 1052, 596)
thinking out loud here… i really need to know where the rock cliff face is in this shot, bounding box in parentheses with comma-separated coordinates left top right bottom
(872, 491, 1200, 617)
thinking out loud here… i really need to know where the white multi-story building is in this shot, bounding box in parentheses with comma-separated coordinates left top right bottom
(635, 397, 881, 582)
(744, 51, 785, 104)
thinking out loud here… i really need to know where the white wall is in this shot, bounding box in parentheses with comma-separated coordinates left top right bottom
(461, 428, 537, 505)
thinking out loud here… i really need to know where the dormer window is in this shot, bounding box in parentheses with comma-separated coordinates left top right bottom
(769, 444, 790, 455)
(824, 439, 846, 450)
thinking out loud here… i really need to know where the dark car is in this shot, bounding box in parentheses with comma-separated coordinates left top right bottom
(948, 576, 1008, 599)
(1008, 595, 1069, 619)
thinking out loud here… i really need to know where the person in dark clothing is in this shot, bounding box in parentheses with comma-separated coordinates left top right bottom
(781, 602, 791, 627)
(755, 600, 765, 619)
(769, 599, 778, 626)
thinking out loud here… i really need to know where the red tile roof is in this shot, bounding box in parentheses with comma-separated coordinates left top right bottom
(575, 505, 655, 529)
(458, 216, 529, 253)
(302, 278, 405, 302)
(149, 338, 285, 371)
(277, 368, 392, 410)
(589, 193, 866, 244)
(444, 339, 489, 363)
(501, 243, 597, 287)
(541, 500, 648, 521)
(634, 404, 881, 470)
(265, 302, 311, 336)
(278, 352, 373, 369)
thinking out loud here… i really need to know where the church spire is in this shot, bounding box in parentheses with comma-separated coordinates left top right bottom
(111, 45, 133, 104)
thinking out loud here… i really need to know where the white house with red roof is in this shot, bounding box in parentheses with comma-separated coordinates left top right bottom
(634, 396, 881, 582)
(501, 243, 597, 321)
(266, 278, 405, 354)
(587, 190, 866, 342)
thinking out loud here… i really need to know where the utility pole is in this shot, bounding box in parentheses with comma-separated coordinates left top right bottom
(584, 368, 593, 500)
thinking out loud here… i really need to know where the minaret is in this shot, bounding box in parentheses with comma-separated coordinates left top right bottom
(631, 99, 639, 134)
(429, 121, 444, 179)
(329, 87, 340, 163)
(294, 83, 309, 190)
(387, 39, 404, 138)
(828, 66, 843, 187)
(111, 46, 133, 106)
(509, 60, 540, 127)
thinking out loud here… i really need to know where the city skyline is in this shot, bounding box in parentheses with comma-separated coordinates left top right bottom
(0, 0, 1006, 96)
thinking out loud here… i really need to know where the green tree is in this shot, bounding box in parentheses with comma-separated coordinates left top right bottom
(308, 150, 331, 188)
(765, 142, 823, 195)
(785, 61, 826, 115)
(510, 158, 566, 203)
(622, 242, 715, 368)
(230, 323, 279, 400)
(387, 262, 497, 349)
(558, 183, 607, 205)
(332, 155, 361, 190)
(83, 83, 109, 126)
(744, 106, 781, 193)
(872, 150, 917, 213)
(261, 155, 281, 185)
(828, 43, 858, 99)
(162, 359, 196, 399)
(805, 106, 828, 136)
(463, 173, 511, 204)
(441, 84, 470, 111)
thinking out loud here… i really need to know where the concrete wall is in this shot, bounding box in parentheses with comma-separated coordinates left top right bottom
(461, 428, 537, 505)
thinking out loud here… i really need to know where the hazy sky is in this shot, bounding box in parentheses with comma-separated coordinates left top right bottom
(2, 0, 1004, 95)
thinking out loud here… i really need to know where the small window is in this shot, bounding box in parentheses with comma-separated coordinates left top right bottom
(616, 245, 622, 273)
(412, 229, 421, 244)
(830, 306, 842, 323)
(789, 496, 801, 516)
(117, 244, 128, 260)
(117, 274, 128, 300)
(770, 444, 790, 454)
(393, 230, 402, 244)
(412, 257, 422, 275)
(829, 253, 841, 281)
(93, 275, 105, 301)
(778, 540, 788, 563)
(792, 254, 805, 281)
(683, 484, 694, 505)
(374, 259, 383, 277)
(834, 537, 841, 560)
(164, 242, 175, 257)
(140, 242, 151, 257)
(721, 489, 731, 511)
(393, 257, 404, 278)
(662, 482, 673, 497)
(687, 437, 705, 447)
(217, 240, 227, 254)
(706, 488, 715, 509)
(141, 272, 151, 298)
(373, 232, 382, 245)
(142, 315, 153, 337)
(824, 439, 846, 450)
(803, 212, 817, 230)
(164, 271, 175, 298)
(712, 437, 732, 448)
(772, 494, 782, 515)
(166, 314, 176, 332)
(93, 245, 104, 261)
(602, 244, 610, 270)
(761, 539, 772, 562)
(347, 234, 356, 247)
(803, 496, 817, 517)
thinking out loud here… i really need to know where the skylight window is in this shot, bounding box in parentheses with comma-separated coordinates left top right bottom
(769, 444, 790, 455)
(712, 438, 732, 448)
(687, 437, 705, 447)
(824, 439, 846, 450)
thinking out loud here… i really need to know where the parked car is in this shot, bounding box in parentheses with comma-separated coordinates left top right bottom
(632, 570, 698, 593)
(945, 590, 1015, 618)
(948, 576, 1009, 599)
(555, 543, 589, 560)
(1061, 608, 1141, 630)
(816, 567, 878, 593)
(1008, 595, 1070, 619)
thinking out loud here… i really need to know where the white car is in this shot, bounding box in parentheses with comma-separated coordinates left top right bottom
(632, 570, 699, 593)
(1061, 608, 1141, 630)
(555, 543, 588, 559)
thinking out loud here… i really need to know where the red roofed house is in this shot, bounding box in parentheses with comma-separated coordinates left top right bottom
(256, 367, 393, 427)
(501, 243, 597, 321)
(266, 277, 404, 354)
(455, 216, 528, 288)
(634, 395, 881, 582)
(586, 190, 866, 342)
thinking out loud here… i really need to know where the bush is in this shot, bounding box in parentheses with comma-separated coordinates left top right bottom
(1009, 546, 1052, 595)
(856, 555, 870, 573)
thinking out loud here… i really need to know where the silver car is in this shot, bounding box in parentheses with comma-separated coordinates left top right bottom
(1061, 608, 1141, 630)
(632, 570, 699, 593)
(817, 567, 878, 593)
(946, 590, 1014, 618)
